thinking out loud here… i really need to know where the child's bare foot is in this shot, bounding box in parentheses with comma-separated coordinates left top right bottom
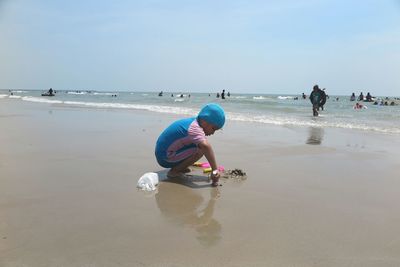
(211, 177, 219, 187)
(182, 167, 191, 173)
(167, 170, 187, 179)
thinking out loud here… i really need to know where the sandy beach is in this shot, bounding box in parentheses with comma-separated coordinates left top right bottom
(1, 99, 400, 267)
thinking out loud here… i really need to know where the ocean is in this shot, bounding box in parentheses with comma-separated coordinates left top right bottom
(1, 89, 399, 135)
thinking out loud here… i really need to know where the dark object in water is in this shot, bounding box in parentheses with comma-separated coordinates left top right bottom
(41, 93, 55, 96)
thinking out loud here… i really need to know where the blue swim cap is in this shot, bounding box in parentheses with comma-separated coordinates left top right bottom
(197, 103, 225, 129)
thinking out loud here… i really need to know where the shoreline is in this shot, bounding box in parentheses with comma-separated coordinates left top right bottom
(1, 99, 400, 266)
(1, 93, 400, 136)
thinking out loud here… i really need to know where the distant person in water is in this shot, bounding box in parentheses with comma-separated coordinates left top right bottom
(48, 88, 54, 95)
(309, 85, 323, 116)
(216, 93, 220, 98)
(365, 92, 372, 102)
(227, 92, 230, 97)
(155, 103, 225, 187)
(354, 102, 367, 109)
(358, 92, 364, 101)
(221, 90, 225, 99)
(350, 93, 356, 101)
(302, 93, 306, 99)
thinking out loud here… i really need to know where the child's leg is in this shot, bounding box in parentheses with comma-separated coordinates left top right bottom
(168, 150, 204, 177)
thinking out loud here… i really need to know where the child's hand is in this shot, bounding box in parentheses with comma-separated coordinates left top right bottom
(211, 170, 220, 186)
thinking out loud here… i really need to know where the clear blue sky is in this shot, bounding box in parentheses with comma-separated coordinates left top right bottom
(1, 0, 399, 95)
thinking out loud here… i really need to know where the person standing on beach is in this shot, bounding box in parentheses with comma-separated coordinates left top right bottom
(155, 103, 225, 186)
(309, 85, 323, 116)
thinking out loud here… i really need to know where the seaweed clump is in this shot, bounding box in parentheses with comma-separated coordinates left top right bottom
(223, 169, 247, 180)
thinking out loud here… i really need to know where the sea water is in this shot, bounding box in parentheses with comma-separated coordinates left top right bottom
(1, 90, 399, 135)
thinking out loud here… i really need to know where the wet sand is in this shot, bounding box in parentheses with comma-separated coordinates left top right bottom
(1, 99, 400, 267)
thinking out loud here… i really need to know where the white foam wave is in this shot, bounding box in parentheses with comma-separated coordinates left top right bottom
(22, 96, 63, 104)
(0, 94, 8, 98)
(253, 96, 267, 100)
(226, 112, 400, 135)
(278, 96, 295, 100)
(61, 100, 197, 116)
(15, 96, 400, 135)
(11, 90, 28, 93)
(93, 92, 115, 95)
(67, 91, 87, 95)
(9, 95, 22, 99)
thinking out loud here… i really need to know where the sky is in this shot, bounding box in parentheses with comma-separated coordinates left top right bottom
(1, 0, 400, 95)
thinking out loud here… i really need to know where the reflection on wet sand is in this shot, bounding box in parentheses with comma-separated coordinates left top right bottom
(306, 126, 324, 145)
(155, 181, 221, 247)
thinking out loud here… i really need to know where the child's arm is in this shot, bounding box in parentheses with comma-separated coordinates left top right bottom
(198, 140, 221, 186)
(198, 140, 218, 171)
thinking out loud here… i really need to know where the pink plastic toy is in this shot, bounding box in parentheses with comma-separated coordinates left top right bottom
(200, 162, 211, 168)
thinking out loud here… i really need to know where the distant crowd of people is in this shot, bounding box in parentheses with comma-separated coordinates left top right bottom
(350, 92, 397, 106)
(303, 85, 398, 116)
(216, 89, 230, 99)
(158, 89, 231, 99)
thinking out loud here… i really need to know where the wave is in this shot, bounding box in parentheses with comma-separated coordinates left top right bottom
(15, 96, 400, 135)
(67, 91, 87, 95)
(22, 96, 63, 104)
(277, 96, 295, 100)
(21, 97, 197, 116)
(253, 96, 268, 100)
(227, 112, 400, 134)
(93, 92, 115, 96)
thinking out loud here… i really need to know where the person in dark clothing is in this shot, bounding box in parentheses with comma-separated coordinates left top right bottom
(319, 88, 327, 111)
(221, 90, 225, 99)
(309, 85, 323, 116)
(366, 92, 372, 102)
(358, 92, 364, 101)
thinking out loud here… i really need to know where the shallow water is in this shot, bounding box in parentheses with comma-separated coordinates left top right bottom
(1, 90, 399, 135)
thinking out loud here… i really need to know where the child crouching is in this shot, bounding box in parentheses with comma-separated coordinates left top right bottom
(155, 103, 225, 186)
